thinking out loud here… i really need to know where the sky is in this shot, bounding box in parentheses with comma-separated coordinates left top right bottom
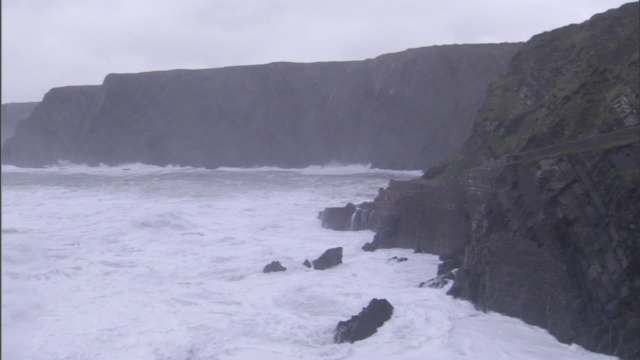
(1, 0, 635, 103)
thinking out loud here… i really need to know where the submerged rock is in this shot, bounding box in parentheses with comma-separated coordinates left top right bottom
(420, 271, 456, 289)
(334, 298, 394, 344)
(263, 261, 287, 273)
(312, 247, 343, 270)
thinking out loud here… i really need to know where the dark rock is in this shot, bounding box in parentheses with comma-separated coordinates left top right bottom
(361, 242, 377, 252)
(320, 202, 377, 231)
(437, 254, 463, 276)
(366, 181, 470, 256)
(263, 261, 286, 273)
(312, 247, 343, 270)
(320, 203, 356, 231)
(388, 256, 408, 263)
(303, 259, 312, 268)
(334, 298, 394, 344)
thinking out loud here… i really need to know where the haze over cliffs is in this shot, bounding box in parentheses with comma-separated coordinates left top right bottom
(1, 102, 38, 146)
(2, 43, 520, 169)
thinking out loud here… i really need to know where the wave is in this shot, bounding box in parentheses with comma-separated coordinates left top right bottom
(2, 161, 423, 177)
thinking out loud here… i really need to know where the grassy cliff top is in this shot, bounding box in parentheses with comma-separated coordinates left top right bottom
(437, 2, 639, 177)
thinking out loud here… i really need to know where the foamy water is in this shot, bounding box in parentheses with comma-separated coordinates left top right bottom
(1, 164, 616, 360)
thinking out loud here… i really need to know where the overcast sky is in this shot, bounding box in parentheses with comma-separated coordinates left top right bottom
(1, 0, 634, 103)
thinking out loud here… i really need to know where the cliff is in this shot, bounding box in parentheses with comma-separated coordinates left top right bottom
(2, 87, 103, 166)
(2, 43, 520, 169)
(446, 4, 639, 358)
(322, 3, 639, 359)
(1, 102, 38, 145)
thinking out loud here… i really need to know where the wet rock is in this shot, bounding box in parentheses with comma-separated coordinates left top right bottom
(388, 256, 408, 263)
(320, 203, 356, 231)
(320, 203, 377, 231)
(334, 298, 394, 344)
(420, 271, 456, 289)
(263, 261, 286, 273)
(312, 247, 343, 270)
(362, 241, 377, 252)
(303, 259, 312, 268)
(437, 254, 463, 276)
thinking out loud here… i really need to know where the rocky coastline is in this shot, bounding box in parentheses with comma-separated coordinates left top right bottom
(320, 3, 639, 359)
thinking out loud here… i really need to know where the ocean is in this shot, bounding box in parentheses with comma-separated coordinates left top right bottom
(1, 163, 616, 360)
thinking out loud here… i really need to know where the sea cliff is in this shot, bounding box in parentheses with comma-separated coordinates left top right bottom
(322, 3, 639, 359)
(2, 43, 520, 169)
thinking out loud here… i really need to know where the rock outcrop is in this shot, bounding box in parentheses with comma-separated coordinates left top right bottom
(263, 261, 287, 273)
(311, 247, 343, 270)
(1, 102, 38, 146)
(2, 43, 520, 169)
(334, 298, 393, 344)
(319, 202, 376, 231)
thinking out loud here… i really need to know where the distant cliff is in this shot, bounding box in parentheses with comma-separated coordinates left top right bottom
(1, 102, 38, 145)
(322, 3, 639, 359)
(2, 43, 520, 169)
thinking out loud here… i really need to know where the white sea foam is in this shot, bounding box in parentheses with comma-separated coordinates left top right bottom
(1, 166, 616, 360)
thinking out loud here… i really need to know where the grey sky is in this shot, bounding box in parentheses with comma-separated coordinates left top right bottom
(1, 0, 634, 103)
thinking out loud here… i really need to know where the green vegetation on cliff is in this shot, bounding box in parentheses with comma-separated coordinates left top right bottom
(439, 2, 639, 178)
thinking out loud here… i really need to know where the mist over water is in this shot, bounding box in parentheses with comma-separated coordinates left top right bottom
(1, 164, 616, 360)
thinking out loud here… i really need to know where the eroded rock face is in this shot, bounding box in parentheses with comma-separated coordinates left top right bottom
(449, 144, 640, 359)
(312, 247, 343, 270)
(360, 179, 470, 256)
(263, 261, 287, 273)
(3, 44, 521, 169)
(334, 298, 393, 344)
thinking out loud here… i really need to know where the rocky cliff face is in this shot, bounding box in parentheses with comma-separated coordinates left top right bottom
(2, 43, 520, 169)
(1, 102, 38, 146)
(2, 86, 102, 167)
(444, 7, 640, 358)
(449, 137, 639, 359)
(322, 3, 639, 359)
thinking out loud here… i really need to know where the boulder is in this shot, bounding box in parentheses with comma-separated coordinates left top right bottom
(362, 242, 376, 252)
(334, 298, 394, 343)
(263, 261, 287, 273)
(303, 259, 312, 268)
(312, 247, 343, 270)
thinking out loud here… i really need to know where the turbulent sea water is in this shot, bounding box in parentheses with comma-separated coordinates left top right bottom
(1, 163, 616, 360)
